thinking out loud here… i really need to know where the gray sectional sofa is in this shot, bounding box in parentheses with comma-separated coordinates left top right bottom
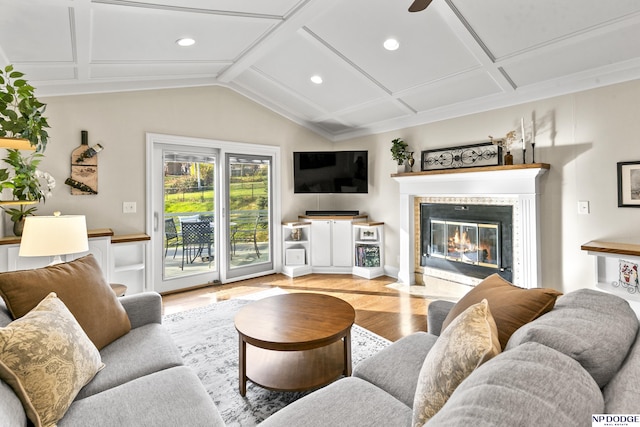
(260, 289, 640, 426)
(0, 292, 224, 427)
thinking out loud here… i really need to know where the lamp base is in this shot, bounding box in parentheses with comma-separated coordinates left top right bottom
(48, 255, 64, 266)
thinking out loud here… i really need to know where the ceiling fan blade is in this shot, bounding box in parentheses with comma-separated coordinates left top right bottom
(408, 0, 433, 12)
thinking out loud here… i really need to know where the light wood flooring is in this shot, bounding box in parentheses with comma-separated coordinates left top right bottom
(161, 273, 435, 342)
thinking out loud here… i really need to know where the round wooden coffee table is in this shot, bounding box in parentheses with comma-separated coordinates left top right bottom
(234, 293, 355, 396)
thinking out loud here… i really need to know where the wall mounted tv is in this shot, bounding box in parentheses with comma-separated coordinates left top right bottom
(293, 151, 368, 194)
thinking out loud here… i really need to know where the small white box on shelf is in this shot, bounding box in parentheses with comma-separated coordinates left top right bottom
(285, 248, 306, 265)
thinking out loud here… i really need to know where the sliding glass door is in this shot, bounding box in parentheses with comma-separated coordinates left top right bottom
(147, 134, 280, 292)
(151, 143, 220, 293)
(225, 153, 273, 279)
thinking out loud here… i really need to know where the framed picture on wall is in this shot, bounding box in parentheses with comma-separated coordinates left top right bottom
(617, 161, 640, 207)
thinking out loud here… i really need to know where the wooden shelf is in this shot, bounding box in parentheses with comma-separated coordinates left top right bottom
(298, 214, 368, 221)
(581, 241, 640, 257)
(391, 163, 550, 178)
(0, 137, 35, 151)
(281, 221, 309, 227)
(111, 233, 151, 244)
(354, 221, 384, 227)
(0, 228, 114, 246)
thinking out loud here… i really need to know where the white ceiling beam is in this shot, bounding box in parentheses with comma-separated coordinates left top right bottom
(217, 0, 341, 83)
(439, 0, 515, 92)
(72, 0, 92, 81)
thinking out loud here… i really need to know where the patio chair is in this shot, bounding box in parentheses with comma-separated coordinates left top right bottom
(230, 213, 263, 258)
(181, 221, 214, 270)
(164, 217, 180, 258)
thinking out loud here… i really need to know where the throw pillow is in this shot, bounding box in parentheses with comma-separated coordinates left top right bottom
(0, 292, 104, 427)
(412, 299, 500, 425)
(441, 273, 562, 349)
(0, 254, 131, 349)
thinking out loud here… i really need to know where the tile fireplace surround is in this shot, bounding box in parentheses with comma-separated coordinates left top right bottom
(392, 164, 550, 289)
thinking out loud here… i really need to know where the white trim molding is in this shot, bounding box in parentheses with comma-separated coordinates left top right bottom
(392, 164, 550, 288)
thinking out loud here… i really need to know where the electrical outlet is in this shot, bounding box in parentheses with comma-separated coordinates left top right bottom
(123, 202, 136, 213)
(577, 200, 590, 215)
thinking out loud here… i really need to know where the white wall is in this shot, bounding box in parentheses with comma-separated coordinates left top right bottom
(335, 79, 640, 293)
(12, 79, 640, 294)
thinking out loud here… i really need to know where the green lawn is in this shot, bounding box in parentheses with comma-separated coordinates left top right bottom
(164, 182, 267, 213)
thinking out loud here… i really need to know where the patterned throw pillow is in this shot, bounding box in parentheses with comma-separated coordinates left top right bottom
(0, 293, 104, 427)
(412, 299, 500, 426)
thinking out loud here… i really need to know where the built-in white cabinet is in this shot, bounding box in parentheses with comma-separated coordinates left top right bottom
(281, 222, 312, 278)
(308, 219, 352, 269)
(296, 215, 367, 274)
(111, 234, 149, 295)
(353, 222, 385, 279)
(0, 229, 149, 295)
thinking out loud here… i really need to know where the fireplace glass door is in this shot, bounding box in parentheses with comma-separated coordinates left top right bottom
(430, 220, 499, 269)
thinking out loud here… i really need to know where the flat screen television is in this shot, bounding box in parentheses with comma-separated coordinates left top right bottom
(293, 151, 368, 194)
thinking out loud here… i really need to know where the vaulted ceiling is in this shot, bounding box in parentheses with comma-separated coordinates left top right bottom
(2, 0, 640, 141)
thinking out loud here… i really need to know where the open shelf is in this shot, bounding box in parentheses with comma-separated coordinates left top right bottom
(582, 240, 640, 313)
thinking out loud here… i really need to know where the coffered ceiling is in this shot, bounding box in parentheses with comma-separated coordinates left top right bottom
(2, 0, 640, 140)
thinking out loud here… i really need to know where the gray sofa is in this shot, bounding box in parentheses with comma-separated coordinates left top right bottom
(0, 292, 224, 427)
(260, 289, 640, 426)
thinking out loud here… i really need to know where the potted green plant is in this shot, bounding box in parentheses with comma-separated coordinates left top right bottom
(0, 64, 50, 152)
(391, 138, 408, 172)
(0, 149, 55, 235)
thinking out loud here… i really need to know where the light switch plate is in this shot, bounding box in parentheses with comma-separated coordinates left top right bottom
(123, 202, 136, 213)
(577, 200, 590, 215)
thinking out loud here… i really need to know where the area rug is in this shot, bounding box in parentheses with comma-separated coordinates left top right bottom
(163, 295, 391, 426)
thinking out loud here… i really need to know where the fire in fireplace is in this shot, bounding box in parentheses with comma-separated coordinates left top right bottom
(420, 203, 513, 282)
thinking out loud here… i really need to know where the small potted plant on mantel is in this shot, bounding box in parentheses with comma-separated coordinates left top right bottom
(391, 138, 409, 173)
(0, 65, 54, 235)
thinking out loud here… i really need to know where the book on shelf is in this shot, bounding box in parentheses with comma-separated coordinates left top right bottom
(355, 244, 380, 268)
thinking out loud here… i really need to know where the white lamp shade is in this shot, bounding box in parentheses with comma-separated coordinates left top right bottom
(19, 215, 89, 257)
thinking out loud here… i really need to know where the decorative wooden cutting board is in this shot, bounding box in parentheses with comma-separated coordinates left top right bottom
(65, 130, 101, 195)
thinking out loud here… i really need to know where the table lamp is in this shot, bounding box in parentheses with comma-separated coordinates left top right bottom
(19, 212, 89, 265)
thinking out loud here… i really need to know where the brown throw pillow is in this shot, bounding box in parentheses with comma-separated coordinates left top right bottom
(441, 273, 562, 349)
(0, 254, 131, 349)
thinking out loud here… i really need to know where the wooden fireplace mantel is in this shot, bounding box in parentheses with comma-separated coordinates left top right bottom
(391, 163, 550, 178)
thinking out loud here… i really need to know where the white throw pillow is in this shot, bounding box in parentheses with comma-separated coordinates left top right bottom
(412, 299, 500, 425)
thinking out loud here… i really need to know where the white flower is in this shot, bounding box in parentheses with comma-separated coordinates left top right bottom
(35, 169, 56, 197)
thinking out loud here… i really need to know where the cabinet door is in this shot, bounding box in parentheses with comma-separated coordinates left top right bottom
(310, 221, 331, 266)
(332, 220, 352, 267)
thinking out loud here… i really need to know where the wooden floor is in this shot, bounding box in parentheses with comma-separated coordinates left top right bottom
(162, 273, 434, 342)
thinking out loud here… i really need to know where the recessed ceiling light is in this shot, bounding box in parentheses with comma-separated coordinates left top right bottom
(310, 75, 323, 84)
(383, 38, 400, 51)
(176, 38, 196, 47)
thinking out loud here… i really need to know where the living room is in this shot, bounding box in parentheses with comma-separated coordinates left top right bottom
(0, 1, 639, 301)
(0, 0, 640, 425)
(3, 68, 637, 301)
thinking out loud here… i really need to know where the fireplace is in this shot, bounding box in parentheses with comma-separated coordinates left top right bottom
(392, 164, 549, 288)
(420, 203, 513, 282)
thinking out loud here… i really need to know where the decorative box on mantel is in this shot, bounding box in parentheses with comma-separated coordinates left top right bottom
(392, 163, 550, 289)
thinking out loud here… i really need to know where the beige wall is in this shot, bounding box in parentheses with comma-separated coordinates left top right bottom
(336, 79, 640, 294)
(14, 79, 640, 294)
(20, 85, 331, 235)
